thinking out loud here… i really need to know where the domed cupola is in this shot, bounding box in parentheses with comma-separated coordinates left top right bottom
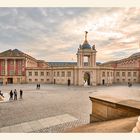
(77, 31, 97, 68)
(81, 31, 91, 49)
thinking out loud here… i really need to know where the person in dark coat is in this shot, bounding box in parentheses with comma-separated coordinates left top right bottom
(9, 90, 13, 100)
(20, 89, 23, 99)
(14, 89, 17, 100)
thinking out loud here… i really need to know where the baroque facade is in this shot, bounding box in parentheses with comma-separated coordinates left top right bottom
(0, 32, 140, 86)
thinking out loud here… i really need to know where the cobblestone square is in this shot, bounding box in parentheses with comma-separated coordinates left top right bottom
(0, 84, 140, 132)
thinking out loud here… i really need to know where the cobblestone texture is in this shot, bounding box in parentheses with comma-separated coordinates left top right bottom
(33, 119, 89, 133)
(0, 84, 140, 132)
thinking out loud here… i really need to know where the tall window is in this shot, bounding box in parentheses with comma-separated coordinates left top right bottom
(46, 72, 50, 76)
(1, 70, 5, 75)
(35, 72, 38, 76)
(18, 70, 22, 75)
(102, 72, 105, 77)
(67, 71, 71, 77)
(107, 72, 109, 76)
(40, 72, 44, 76)
(18, 61, 22, 68)
(9, 70, 14, 75)
(10, 60, 14, 65)
(122, 72, 125, 77)
(83, 56, 88, 67)
(61, 71, 65, 77)
(133, 72, 137, 77)
(128, 72, 131, 77)
(116, 72, 120, 76)
(57, 72, 60, 77)
(29, 72, 32, 76)
(1, 61, 5, 66)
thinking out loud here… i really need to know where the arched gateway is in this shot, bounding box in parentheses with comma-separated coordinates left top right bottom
(84, 72, 90, 85)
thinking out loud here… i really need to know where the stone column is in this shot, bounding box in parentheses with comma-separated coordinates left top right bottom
(92, 53, 95, 67)
(5, 59, 7, 76)
(14, 59, 16, 75)
(77, 54, 79, 67)
(82, 54, 84, 67)
(25, 58, 28, 67)
(79, 54, 81, 67)
(88, 56, 90, 67)
(90, 53, 94, 67)
(94, 53, 96, 66)
(77, 54, 80, 67)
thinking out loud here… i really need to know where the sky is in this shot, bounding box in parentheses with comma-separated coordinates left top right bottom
(0, 7, 140, 62)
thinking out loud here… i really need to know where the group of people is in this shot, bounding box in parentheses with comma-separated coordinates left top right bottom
(9, 89, 23, 100)
(36, 84, 41, 89)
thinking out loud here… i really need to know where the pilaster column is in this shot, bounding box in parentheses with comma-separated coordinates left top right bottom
(77, 54, 80, 67)
(81, 54, 83, 67)
(93, 53, 96, 66)
(25, 58, 27, 67)
(5, 59, 7, 76)
(91, 54, 93, 67)
(88, 56, 91, 67)
(92, 53, 95, 67)
(80, 54, 82, 67)
(14, 59, 16, 75)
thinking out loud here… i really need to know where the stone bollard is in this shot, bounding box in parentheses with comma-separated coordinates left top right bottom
(132, 116, 140, 133)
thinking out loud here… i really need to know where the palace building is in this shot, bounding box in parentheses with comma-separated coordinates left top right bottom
(0, 32, 140, 86)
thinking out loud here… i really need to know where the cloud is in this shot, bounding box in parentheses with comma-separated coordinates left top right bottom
(0, 8, 140, 63)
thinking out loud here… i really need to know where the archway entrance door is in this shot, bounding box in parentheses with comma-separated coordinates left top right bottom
(84, 72, 90, 85)
(68, 79, 71, 86)
(54, 79, 56, 84)
(7, 78, 13, 84)
(102, 79, 105, 85)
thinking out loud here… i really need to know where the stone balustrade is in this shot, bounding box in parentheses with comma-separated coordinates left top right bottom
(89, 95, 140, 123)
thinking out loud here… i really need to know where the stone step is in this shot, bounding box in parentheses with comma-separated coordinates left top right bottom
(0, 114, 77, 133)
(66, 116, 138, 133)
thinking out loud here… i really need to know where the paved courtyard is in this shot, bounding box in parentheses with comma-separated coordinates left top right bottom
(0, 83, 140, 132)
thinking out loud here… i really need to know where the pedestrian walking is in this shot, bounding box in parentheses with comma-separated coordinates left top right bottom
(9, 90, 13, 100)
(14, 89, 17, 100)
(36, 84, 38, 89)
(20, 89, 23, 99)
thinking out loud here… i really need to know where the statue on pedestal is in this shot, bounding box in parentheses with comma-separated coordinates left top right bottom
(84, 80, 88, 86)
